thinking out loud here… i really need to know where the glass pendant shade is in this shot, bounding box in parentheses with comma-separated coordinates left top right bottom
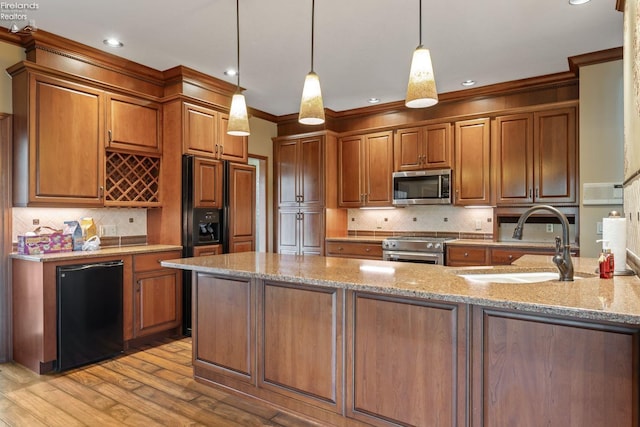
(298, 71, 325, 125)
(227, 92, 250, 136)
(405, 46, 438, 108)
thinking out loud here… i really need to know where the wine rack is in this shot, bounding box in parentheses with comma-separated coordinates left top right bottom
(105, 151, 160, 207)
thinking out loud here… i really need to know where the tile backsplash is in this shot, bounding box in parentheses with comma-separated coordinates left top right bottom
(12, 207, 147, 242)
(347, 205, 494, 236)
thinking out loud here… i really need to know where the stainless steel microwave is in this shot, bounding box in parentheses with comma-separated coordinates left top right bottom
(392, 169, 452, 205)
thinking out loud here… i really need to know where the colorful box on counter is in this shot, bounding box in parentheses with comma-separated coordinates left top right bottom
(17, 229, 73, 255)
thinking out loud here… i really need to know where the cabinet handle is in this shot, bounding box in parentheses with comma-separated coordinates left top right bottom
(508, 254, 513, 260)
(220, 144, 224, 155)
(529, 188, 532, 198)
(464, 252, 469, 257)
(215, 144, 219, 154)
(108, 129, 112, 143)
(535, 188, 539, 198)
(99, 186, 104, 198)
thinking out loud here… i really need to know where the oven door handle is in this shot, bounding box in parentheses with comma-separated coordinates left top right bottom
(383, 251, 443, 263)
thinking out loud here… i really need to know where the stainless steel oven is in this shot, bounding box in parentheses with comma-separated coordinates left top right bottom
(382, 236, 452, 265)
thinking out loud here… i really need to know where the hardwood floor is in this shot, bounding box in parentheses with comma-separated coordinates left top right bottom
(0, 337, 324, 427)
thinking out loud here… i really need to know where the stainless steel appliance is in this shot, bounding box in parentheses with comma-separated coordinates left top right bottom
(382, 236, 453, 264)
(56, 260, 124, 371)
(392, 169, 452, 205)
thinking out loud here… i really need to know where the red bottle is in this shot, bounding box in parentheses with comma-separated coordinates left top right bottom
(599, 249, 613, 279)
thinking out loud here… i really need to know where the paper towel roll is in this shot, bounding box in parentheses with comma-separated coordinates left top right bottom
(602, 216, 627, 273)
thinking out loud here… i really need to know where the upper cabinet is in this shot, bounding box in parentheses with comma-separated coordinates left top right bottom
(11, 69, 105, 207)
(394, 123, 452, 171)
(275, 135, 325, 208)
(495, 107, 577, 205)
(106, 93, 162, 154)
(339, 131, 393, 208)
(454, 118, 491, 206)
(193, 157, 223, 209)
(183, 103, 248, 162)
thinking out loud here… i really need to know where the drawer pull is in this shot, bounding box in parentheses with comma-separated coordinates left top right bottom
(464, 252, 469, 257)
(338, 247, 343, 251)
(508, 255, 513, 260)
(365, 248, 371, 252)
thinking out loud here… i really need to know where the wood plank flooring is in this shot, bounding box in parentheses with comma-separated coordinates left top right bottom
(0, 337, 325, 427)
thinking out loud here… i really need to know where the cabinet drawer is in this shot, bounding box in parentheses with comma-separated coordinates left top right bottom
(446, 246, 488, 266)
(134, 250, 182, 273)
(490, 248, 526, 265)
(326, 241, 382, 259)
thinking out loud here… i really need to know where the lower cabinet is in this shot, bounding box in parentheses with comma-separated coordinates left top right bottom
(132, 251, 182, 338)
(472, 307, 639, 426)
(447, 244, 581, 266)
(447, 245, 489, 266)
(325, 240, 382, 260)
(277, 208, 324, 255)
(347, 293, 466, 427)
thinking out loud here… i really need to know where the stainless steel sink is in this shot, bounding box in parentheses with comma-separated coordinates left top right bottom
(458, 271, 586, 284)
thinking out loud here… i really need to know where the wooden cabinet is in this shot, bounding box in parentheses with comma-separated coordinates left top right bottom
(339, 131, 393, 207)
(183, 103, 248, 162)
(394, 123, 452, 171)
(11, 68, 105, 207)
(325, 241, 382, 260)
(277, 208, 324, 255)
(193, 244, 221, 257)
(132, 251, 182, 338)
(227, 162, 256, 253)
(106, 93, 161, 154)
(260, 281, 343, 412)
(193, 157, 223, 208)
(495, 107, 577, 205)
(274, 131, 340, 255)
(347, 293, 465, 427)
(446, 245, 489, 266)
(193, 273, 255, 384)
(454, 118, 491, 206)
(471, 307, 639, 426)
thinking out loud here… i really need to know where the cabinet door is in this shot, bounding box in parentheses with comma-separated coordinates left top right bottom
(193, 157, 223, 208)
(534, 108, 576, 203)
(134, 269, 181, 337)
(299, 136, 324, 207)
(193, 245, 221, 256)
(277, 209, 300, 254)
(495, 113, 534, 205)
(472, 308, 639, 426)
(106, 94, 161, 154)
(338, 135, 364, 207)
(227, 162, 256, 253)
(300, 209, 324, 255)
(454, 118, 491, 206)
(183, 103, 217, 157)
(218, 113, 248, 163)
(363, 131, 393, 206)
(275, 139, 300, 207)
(424, 123, 452, 169)
(29, 75, 104, 206)
(394, 127, 423, 171)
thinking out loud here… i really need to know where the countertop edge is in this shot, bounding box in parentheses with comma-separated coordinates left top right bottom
(11, 244, 183, 262)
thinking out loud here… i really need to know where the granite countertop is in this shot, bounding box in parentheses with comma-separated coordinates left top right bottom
(162, 252, 640, 326)
(10, 244, 183, 262)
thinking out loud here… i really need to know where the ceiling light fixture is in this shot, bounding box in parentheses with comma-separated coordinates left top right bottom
(368, 98, 381, 104)
(405, 0, 438, 108)
(298, 0, 325, 125)
(224, 69, 238, 76)
(227, 0, 250, 136)
(103, 38, 123, 48)
(461, 80, 476, 87)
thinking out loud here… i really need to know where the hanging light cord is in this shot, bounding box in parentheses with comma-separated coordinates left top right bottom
(310, 0, 315, 72)
(418, 0, 422, 46)
(236, 0, 241, 90)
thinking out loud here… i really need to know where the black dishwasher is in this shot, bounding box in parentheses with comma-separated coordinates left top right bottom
(56, 260, 124, 371)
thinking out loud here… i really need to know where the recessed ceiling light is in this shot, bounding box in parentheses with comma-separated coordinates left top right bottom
(569, 0, 590, 4)
(461, 80, 476, 87)
(368, 98, 380, 104)
(224, 69, 238, 77)
(103, 38, 123, 48)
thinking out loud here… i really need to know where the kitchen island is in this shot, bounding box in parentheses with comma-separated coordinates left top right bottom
(163, 252, 640, 427)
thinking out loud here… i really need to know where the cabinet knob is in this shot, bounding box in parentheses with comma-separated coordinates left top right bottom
(108, 129, 113, 143)
(338, 247, 343, 251)
(365, 248, 371, 252)
(464, 252, 469, 257)
(508, 254, 513, 260)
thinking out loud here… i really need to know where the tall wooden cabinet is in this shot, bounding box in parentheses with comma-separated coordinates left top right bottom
(274, 131, 340, 256)
(394, 123, 452, 171)
(495, 107, 577, 205)
(227, 162, 256, 253)
(454, 118, 491, 206)
(338, 131, 393, 207)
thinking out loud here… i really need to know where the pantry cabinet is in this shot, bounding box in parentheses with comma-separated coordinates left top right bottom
(495, 107, 577, 205)
(394, 123, 452, 171)
(227, 162, 256, 253)
(11, 68, 105, 207)
(106, 93, 162, 154)
(338, 131, 393, 207)
(277, 208, 324, 255)
(276, 135, 325, 208)
(132, 251, 182, 338)
(454, 118, 491, 206)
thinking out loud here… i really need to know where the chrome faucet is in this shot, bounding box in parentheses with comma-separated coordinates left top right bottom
(512, 205, 574, 281)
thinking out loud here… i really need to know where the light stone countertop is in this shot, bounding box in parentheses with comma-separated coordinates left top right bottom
(10, 244, 183, 262)
(162, 252, 640, 326)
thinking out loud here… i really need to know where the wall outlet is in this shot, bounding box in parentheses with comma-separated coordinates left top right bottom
(474, 219, 482, 230)
(101, 224, 117, 236)
(596, 221, 603, 235)
(546, 224, 554, 233)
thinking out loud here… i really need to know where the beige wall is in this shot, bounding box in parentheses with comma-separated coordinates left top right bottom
(0, 41, 25, 113)
(579, 60, 624, 258)
(248, 116, 276, 252)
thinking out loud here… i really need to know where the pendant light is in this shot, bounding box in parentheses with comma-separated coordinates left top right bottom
(298, 0, 325, 125)
(405, 0, 438, 108)
(227, 0, 250, 136)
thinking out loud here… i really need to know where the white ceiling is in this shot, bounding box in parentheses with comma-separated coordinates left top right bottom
(12, 0, 623, 117)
